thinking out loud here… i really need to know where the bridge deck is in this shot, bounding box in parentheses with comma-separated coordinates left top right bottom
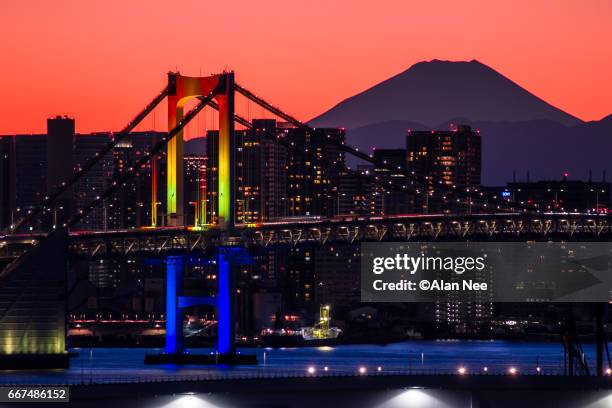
(0, 213, 610, 259)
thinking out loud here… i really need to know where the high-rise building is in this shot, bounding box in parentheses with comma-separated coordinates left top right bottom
(207, 119, 288, 224)
(207, 125, 266, 223)
(0, 137, 15, 229)
(235, 126, 262, 223)
(254, 119, 287, 221)
(281, 126, 345, 217)
(184, 155, 206, 226)
(107, 131, 162, 229)
(407, 124, 481, 212)
(14, 134, 46, 229)
(283, 246, 316, 313)
(336, 167, 379, 216)
(373, 148, 416, 214)
(315, 244, 360, 307)
(74, 133, 113, 230)
(47, 116, 75, 226)
(206, 121, 345, 223)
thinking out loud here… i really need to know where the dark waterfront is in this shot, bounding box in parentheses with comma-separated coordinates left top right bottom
(0, 340, 591, 385)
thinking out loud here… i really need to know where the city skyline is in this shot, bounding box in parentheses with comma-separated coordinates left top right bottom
(3, 2, 612, 404)
(1, 0, 611, 136)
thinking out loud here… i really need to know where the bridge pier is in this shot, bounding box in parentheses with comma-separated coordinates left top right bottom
(146, 249, 255, 365)
(163, 253, 233, 356)
(216, 251, 234, 355)
(164, 255, 184, 355)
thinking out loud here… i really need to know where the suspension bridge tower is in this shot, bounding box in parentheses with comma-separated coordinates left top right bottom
(146, 72, 256, 364)
(154, 72, 235, 230)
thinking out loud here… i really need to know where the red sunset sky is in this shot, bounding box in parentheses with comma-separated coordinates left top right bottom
(1, 0, 611, 137)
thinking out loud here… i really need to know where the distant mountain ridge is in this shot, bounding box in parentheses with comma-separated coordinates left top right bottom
(309, 59, 582, 128)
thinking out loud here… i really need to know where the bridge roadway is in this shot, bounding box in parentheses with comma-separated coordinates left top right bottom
(0, 212, 610, 260)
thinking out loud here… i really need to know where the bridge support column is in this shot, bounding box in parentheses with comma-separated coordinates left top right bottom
(165, 255, 184, 355)
(163, 252, 234, 356)
(145, 248, 255, 365)
(216, 73, 235, 230)
(217, 251, 235, 355)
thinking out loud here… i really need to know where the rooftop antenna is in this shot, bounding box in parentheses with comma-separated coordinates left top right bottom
(526, 171, 530, 183)
(604, 170, 607, 183)
(512, 170, 516, 183)
(589, 169, 593, 182)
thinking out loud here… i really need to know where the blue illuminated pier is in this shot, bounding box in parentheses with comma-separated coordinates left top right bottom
(165, 256, 183, 354)
(216, 252, 234, 355)
(151, 248, 254, 364)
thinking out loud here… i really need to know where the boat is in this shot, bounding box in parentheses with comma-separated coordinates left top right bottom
(260, 305, 342, 347)
(259, 328, 304, 347)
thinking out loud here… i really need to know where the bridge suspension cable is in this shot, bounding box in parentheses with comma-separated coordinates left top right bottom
(234, 84, 540, 214)
(8, 84, 171, 233)
(65, 92, 215, 228)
